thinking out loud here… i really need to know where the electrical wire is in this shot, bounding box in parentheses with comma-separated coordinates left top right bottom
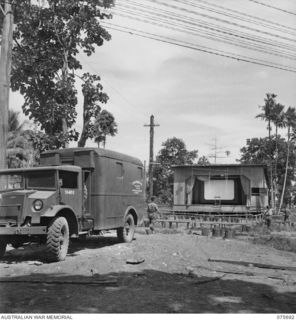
(115, 6, 296, 61)
(248, 0, 296, 16)
(139, 0, 296, 43)
(179, 0, 296, 37)
(103, 22, 296, 73)
(77, 53, 148, 120)
(117, 1, 296, 52)
(193, 0, 296, 34)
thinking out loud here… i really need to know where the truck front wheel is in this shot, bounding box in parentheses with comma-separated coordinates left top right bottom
(0, 237, 7, 259)
(46, 217, 69, 262)
(117, 213, 135, 243)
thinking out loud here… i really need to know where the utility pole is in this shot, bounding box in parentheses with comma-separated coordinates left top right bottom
(144, 115, 159, 199)
(0, 0, 13, 170)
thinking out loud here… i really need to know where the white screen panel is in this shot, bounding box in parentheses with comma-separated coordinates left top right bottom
(204, 180, 234, 200)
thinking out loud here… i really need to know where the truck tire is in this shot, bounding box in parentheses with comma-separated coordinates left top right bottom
(0, 237, 7, 259)
(46, 217, 69, 262)
(117, 213, 135, 243)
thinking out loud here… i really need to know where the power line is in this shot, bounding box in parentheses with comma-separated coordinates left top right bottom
(115, 6, 296, 61)
(193, 0, 296, 34)
(114, 0, 296, 68)
(137, 0, 296, 43)
(248, 0, 296, 16)
(108, 21, 296, 70)
(117, 1, 296, 53)
(178, 0, 296, 37)
(103, 23, 296, 73)
(77, 53, 148, 121)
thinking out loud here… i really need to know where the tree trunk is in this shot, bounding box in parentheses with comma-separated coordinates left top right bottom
(0, 0, 13, 170)
(77, 98, 89, 148)
(268, 119, 274, 208)
(274, 125, 279, 210)
(77, 133, 87, 147)
(279, 127, 290, 212)
(61, 50, 69, 148)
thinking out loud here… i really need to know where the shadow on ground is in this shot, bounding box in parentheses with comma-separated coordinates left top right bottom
(1, 234, 121, 263)
(0, 269, 295, 313)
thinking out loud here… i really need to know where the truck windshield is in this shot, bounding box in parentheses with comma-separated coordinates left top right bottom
(0, 173, 24, 191)
(27, 171, 56, 189)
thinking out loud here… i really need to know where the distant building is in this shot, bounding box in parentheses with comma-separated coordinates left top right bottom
(173, 164, 269, 214)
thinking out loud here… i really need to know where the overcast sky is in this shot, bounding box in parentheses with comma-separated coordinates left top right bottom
(10, 0, 296, 164)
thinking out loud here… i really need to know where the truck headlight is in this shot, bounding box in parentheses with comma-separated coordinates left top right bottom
(33, 199, 43, 211)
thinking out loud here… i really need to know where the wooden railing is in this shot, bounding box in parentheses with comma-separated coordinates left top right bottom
(154, 210, 265, 230)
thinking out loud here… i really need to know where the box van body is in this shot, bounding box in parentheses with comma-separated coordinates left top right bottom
(0, 148, 145, 261)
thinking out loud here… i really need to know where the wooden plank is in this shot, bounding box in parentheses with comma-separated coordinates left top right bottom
(208, 258, 296, 271)
(0, 278, 118, 286)
(193, 276, 225, 285)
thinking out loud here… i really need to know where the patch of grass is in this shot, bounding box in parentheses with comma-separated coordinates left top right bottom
(251, 235, 296, 253)
(136, 226, 182, 235)
(157, 228, 181, 234)
(248, 221, 296, 253)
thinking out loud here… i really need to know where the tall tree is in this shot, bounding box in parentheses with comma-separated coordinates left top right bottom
(93, 110, 117, 148)
(77, 73, 110, 147)
(153, 137, 198, 204)
(8, 109, 26, 133)
(239, 136, 296, 206)
(6, 110, 49, 167)
(256, 93, 277, 140)
(256, 93, 277, 207)
(279, 107, 296, 211)
(10, 0, 114, 149)
(0, 0, 14, 169)
(7, 110, 32, 168)
(197, 155, 210, 165)
(270, 102, 285, 205)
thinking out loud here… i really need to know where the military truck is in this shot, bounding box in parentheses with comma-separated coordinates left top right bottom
(0, 148, 145, 262)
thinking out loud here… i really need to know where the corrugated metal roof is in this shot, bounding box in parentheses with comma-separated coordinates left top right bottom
(173, 164, 267, 168)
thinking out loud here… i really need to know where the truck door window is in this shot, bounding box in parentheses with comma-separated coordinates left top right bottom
(116, 163, 124, 178)
(137, 167, 143, 179)
(27, 171, 55, 189)
(59, 171, 78, 188)
(0, 174, 23, 191)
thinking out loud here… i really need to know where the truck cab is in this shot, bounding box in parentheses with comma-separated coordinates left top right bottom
(0, 148, 145, 262)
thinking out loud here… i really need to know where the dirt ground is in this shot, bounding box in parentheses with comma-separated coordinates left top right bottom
(0, 227, 296, 314)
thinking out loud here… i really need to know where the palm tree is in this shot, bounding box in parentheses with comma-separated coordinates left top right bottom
(256, 93, 277, 141)
(6, 110, 32, 168)
(256, 93, 277, 207)
(270, 103, 285, 208)
(93, 110, 118, 148)
(197, 156, 210, 165)
(278, 107, 296, 212)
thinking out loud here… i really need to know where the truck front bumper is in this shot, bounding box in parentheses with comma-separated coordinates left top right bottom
(0, 226, 47, 235)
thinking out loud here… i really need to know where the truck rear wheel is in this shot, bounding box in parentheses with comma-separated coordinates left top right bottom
(117, 213, 135, 243)
(0, 237, 6, 259)
(46, 217, 69, 262)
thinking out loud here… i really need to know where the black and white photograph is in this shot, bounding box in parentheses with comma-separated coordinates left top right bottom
(0, 0, 296, 316)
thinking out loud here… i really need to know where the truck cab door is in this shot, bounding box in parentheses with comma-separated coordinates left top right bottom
(58, 170, 81, 216)
(83, 170, 92, 215)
